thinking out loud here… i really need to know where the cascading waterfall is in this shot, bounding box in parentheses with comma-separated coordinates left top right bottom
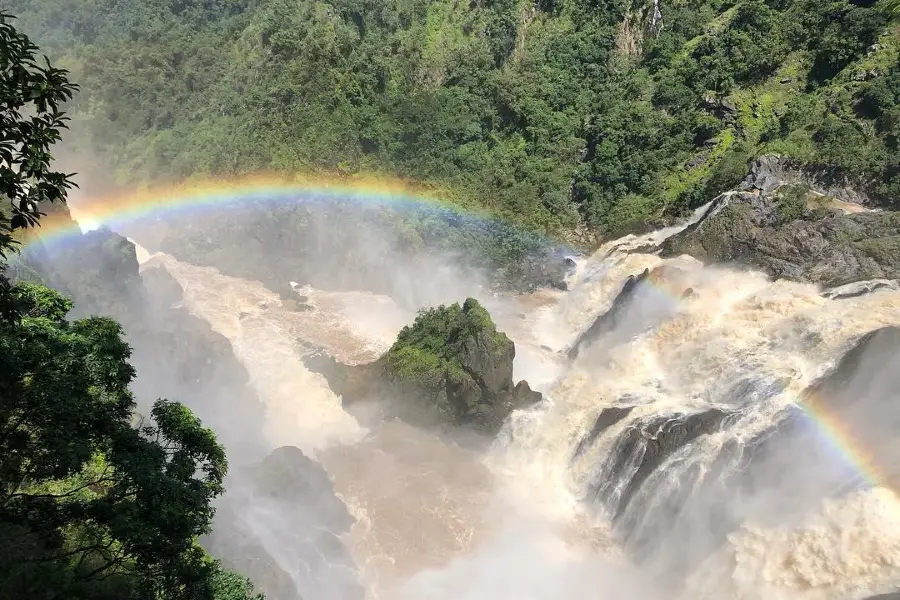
(489, 223, 900, 598)
(127, 213, 900, 599)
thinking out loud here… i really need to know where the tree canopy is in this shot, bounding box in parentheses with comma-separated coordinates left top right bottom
(0, 282, 262, 599)
(0, 14, 262, 600)
(0, 11, 78, 254)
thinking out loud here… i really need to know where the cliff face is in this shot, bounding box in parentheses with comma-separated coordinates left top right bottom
(307, 297, 542, 434)
(660, 157, 900, 288)
(11, 215, 270, 461)
(8, 206, 366, 600)
(205, 446, 364, 600)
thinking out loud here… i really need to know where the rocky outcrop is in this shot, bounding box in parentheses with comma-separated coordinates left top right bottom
(617, 0, 664, 57)
(516, 249, 577, 291)
(9, 207, 269, 462)
(821, 278, 900, 300)
(743, 154, 872, 205)
(572, 406, 635, 460)
(306, 298, 542, 434)
(588, 408, 737, 521)
(660, 189, 900, 287)
(568, 265, 692, 358)
(205, 446, 363, 600)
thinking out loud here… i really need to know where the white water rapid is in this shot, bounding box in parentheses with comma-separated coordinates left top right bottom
(130, 214, 900, 600)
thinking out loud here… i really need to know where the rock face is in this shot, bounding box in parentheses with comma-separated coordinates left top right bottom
(9, 209, 269, 462)
(205, 446, 364, 600)
(743, 154, 871, 205)
(821, 278, 900, 300)
(122, 198, 576, 302)
(9, 210, 357, 597)
(660, 188, 900, 287)
(588, 408, 737, 523)
(517, 248, 577, 291)
(306, 298, 542, 434)
(568, 265, 692, 359)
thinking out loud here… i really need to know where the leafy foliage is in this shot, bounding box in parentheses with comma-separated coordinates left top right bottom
(386, 297, 506, 382)
(0, 283, 262, 600)
(0, 12, 78, 255)
(0, 18, 262, 599)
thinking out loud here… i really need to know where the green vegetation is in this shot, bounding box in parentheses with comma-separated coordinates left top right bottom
(0, 282, 262, 600)
(773, 183, 832, 224)
(0, 15, 262, 599)
(6, 0, 899, 244)
(0, 11, 77, 253)
(386, 297, 508, 384)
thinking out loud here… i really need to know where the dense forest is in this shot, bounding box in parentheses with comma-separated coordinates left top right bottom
(5, 0, 899, 242)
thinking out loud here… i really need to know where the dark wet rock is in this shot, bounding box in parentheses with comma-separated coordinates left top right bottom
(590, 409, 736, 519)
(568, 271, 645, 359)
(660, 190, 900, 287)
(568, 265, 691, 359)
(306, 298, 542, 434)
(516, 248, 577, 291)
(206, 446, 363, 600)
(572, 406, 635, 460)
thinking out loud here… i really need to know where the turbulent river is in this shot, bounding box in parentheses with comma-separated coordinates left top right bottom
(128, 215, 900, 600)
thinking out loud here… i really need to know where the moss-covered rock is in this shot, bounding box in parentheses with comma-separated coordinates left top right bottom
(306, 298, 542, 434)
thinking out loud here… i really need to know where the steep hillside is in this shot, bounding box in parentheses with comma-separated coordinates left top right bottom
(7, 0, 899, 242)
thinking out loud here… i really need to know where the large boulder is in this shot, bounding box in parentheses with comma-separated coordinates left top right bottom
(660, 188, 900, 287)
(306, 298, 542, 434)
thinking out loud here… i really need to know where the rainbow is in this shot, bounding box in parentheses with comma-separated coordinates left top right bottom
(18, 173, 553, 251)
(798, 388, 897, 497)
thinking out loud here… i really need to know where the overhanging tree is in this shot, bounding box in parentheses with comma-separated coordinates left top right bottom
(0, 12, 262, 600)
(0, 11, 78, 254)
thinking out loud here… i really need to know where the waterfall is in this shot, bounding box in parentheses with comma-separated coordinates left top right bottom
(120, 213, 900, 599)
